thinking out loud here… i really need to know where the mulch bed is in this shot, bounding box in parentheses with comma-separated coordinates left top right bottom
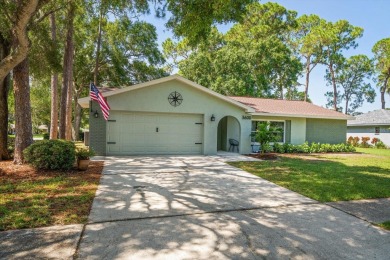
(0, 160, 103, 181)
(247, 153, 279, 160)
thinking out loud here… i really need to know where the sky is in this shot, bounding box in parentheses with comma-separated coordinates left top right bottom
(143, 0, 390, 113)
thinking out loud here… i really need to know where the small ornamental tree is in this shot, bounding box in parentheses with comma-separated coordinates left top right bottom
(254, 122, 283, 153)
(361, 137, 370, 148)
(347, 136, 354, 145)
(353, 136, 360, 147)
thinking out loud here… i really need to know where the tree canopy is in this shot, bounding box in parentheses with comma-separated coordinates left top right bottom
(164, 2, 303, 99)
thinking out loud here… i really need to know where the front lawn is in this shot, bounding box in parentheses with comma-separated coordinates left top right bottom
(229, 151, 390, 202)
(356, 147, 390, 156)
(0, 161, 103, 231)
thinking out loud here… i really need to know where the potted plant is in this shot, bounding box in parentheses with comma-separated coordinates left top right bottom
(75, 148, 95, 171)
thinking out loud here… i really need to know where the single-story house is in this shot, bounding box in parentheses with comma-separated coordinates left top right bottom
(347, 109, 390, 147)
(78, 75, 352, 155)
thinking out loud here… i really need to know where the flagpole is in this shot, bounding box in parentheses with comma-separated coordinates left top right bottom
(90, 82, 93, 112)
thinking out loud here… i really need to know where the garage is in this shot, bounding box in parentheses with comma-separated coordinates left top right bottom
(106, 111, 204, 155)
(79, 75, 254, 156)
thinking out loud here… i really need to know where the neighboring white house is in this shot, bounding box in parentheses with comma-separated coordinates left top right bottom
(347, 109, 390, 147)
(78, 75, 352, 156)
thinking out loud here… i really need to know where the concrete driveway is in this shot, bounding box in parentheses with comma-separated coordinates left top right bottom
(77, 154, 390, 259)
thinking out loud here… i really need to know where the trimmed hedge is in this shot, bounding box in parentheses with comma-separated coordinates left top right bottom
(272, 142, 356, 154)
(23, 140, 76, 170)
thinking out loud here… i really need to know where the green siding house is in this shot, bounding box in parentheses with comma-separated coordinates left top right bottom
(79, 75, 352, 155)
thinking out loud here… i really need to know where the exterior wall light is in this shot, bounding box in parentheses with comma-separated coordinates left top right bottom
(94, 110, 99, 118)
(211, 114, 215, 121)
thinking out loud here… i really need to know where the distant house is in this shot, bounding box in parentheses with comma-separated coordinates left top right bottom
(78, 75, 352, 155)
(347, 109, 390, 147)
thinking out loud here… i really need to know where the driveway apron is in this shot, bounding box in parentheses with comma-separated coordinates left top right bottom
(77, 155, 390, 259)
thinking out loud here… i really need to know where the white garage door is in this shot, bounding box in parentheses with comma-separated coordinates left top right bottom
(107, 112, 204, 155)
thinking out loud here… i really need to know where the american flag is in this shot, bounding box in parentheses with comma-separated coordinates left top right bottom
(90, 83, 110, 120)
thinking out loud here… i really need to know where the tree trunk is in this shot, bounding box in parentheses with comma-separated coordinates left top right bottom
(279, 84, 283, 99)
(13, 58, 33, 164)
(304, 56, 310, 102)
(329, 63, 338, 111)
(0, 74, 10, 160)
(59, 3, 75, 140)
(73, 99, 82, 141)
(49, 13, 58, 139)
(345, 98, 349, 114)
(381, 76, 389, 109)
(0, 0, 39, 82)
(93, 7, 103, 85)
(0, 36, 11, 160)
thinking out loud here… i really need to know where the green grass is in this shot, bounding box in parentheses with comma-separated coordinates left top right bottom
(0, 162, 102, 231)
(377, 221, 390, 230)
(230, 152, 390, 202)
(356, 147, 390, 156)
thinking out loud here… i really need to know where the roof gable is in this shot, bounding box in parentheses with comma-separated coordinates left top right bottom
(229, 96, 353, 120)
(78, 75, 255, 112)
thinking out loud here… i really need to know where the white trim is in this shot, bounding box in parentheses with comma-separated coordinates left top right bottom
(78, 75, 255, 112)
(252, 112, 353, 120)
(348, 123, 390, 126)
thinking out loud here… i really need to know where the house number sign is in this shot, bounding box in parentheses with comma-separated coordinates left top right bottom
(242, 115, 252, 120)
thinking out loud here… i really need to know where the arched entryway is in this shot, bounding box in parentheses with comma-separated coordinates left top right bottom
(217, 116, 241, 153)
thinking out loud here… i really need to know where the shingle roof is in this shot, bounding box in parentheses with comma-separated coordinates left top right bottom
(229, 96, 352, 120)
(347, 109, 390, 126)
(99, 86, 119, 93)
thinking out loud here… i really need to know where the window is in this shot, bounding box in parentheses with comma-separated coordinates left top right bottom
(251, 121, 285, 142)
(375, 127, 380, 135)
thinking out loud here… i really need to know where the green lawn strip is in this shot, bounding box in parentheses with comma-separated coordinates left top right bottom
(0, 169, 101, 231)
(356, 147, 390, 156)
(229, 153, 390, 202)
(377, 221, 390, 230)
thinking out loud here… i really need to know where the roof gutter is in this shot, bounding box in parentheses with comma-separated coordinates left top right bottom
(251, 112, 354, 120)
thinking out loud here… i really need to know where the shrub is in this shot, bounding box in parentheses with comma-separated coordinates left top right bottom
(296, 142, 310, 153)
(282, 143, 293, 153)
(43, 133, 49, 140)
(375, 140, 387, 149)
(23, 140, 76, 170)
(360, 137, 371, 148)
(310, 142, 321, 153)
(371, 137, 379, 145)
(347, 136, 354, 145)
(273, 142, 285, 153)
(353, 136, 360, 147)
(270, 142, 355, 154)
